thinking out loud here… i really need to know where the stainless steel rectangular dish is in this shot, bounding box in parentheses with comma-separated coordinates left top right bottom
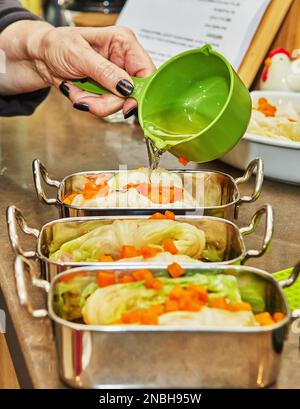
(7, 205, 273, 281)
(32, 158, 264, 220)
(14, 257, 299, 389)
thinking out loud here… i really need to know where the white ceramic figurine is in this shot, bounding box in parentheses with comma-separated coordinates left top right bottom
(260, 48, 300, 92)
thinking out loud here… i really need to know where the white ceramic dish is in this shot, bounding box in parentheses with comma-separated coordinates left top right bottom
(221, 91, 300, 185)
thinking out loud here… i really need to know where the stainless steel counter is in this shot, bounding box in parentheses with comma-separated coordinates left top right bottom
(0, 89, 299, 388)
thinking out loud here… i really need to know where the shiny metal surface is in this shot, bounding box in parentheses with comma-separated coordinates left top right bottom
(0, 90, 299, 388)
(33, 157, 264, 220)
(7, 205, 273, 281)
(14, 259, 299, 388)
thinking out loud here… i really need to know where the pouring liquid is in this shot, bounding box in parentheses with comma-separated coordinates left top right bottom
(145, 138, 164, 170)
(144, 106, 212, 168)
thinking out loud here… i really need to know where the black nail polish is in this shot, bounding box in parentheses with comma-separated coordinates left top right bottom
(73, 103, 89, 112)
(124, 107, 138, 120)
(59, 81, 69, 98)
(116, 79, 134, 96)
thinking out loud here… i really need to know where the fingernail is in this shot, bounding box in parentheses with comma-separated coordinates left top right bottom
(116, 79, 134, 96)
(73, 102, 89, 112)
(124, 107, 138, 120)
(59, 81, 69, 98)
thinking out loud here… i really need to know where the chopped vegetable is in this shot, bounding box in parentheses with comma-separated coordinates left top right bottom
(120, 245, 140, 259)
(273, 312, 285, 323)
(149, 212, 166, 220)
(118, 275, 135, 284)
(63, 193, 78, 205)
(140, 246, 162, 259)
(248, 98, 300, 142)
(55, 268, 272, 328)
(255, 312, 275, 326)
(99, 255, 114, 262)
(178, 156, 189, 166)
(167, 262, 185, 278)
(209, 297, 229, 310)
(132, 269, 152, 281)
(256, 97, 277, 117)
(97, 271, 115, 287)
(164, 210, 175, 220)
(165, 299, 179, 312)
(163, 239, 179, 255)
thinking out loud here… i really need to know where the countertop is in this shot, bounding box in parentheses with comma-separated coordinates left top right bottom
(0, 89, 299, 388)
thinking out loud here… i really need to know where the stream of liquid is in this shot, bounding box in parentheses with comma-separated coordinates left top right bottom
(144, 106, 212, 169)
(145, 138, 164, 170)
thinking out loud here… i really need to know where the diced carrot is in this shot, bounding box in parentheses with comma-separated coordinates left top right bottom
(99, 255, 114, 262)
(120, 245, 139, 259)
(83, 190, 97, 200)
(118, 274, 135, 284)
(82, 181, 109, 199)
(121, 312, 131, 324)
(63, 192, 78, 205)
(165, 299, 179, 312)
(167, 262, 185, 278)
(273, 312, 285, 323)
(132, 269, 152, 281)
(152, 278, 163, 291)
(209, 297, 229, 310)
(227, 301, 252, 312)
(144, 271, 154, 288)
(140, 311, 158, 325)
(256, 98, 277, 117)
(149, 212, 166, 220)
(185, 299, 202, 312)
(84, 181, 97, 191)
(255, 312, 275, 326)
(163, 239, 179, 255)
(97, 271, 115, 287)
(195, 285, 209, 303)
(169, 283, 184, 300)
(178, 156, 189, 166)
(125, 183, 139, 190)
(121, 309, 143, 324)
(144, 271, 162, 291)
(178, 296, 190, 311)
(140, 246, 162, 259)
(164, 210, 176, 220)
(148, 304, 165, 316)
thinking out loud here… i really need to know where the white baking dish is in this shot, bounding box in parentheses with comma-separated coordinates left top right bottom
(221, 91, 300, 185)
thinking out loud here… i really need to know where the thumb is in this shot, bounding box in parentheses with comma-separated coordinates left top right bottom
(80, 46, 134, 97)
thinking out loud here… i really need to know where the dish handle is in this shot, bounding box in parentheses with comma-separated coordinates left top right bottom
(6, 205, 40, 259)
(279, 262, 300, 289)
(32, 159, 60, 206)
(234, 158, 264, 218)
(239, 204, 274, 262)
(14, 255, 49, 318)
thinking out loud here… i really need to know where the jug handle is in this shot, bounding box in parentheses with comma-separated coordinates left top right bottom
(72, 75, 151, 103)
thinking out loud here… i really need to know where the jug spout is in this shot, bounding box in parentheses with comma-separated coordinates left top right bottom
(200, 44, 213, 56)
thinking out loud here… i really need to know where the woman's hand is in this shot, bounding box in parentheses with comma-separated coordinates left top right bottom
(0, 21, 155, 117)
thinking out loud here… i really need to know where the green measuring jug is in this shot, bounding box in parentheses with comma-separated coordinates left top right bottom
(73, 44, 251, 163)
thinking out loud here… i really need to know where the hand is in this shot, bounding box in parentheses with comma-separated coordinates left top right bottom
(0, 21, 156, 117)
